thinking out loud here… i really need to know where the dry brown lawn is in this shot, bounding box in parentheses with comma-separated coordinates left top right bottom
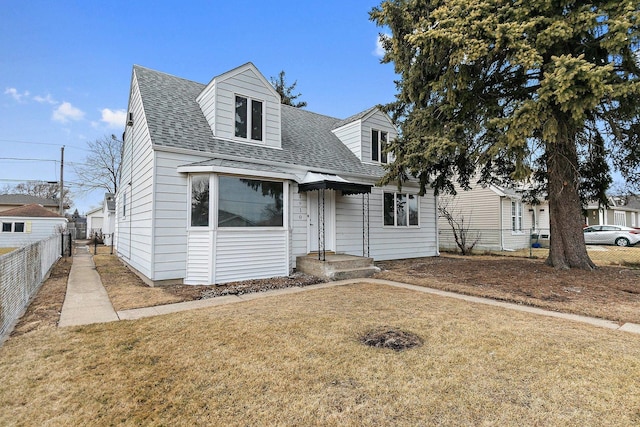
(376, 255, 640, 324)
(0, 247, 16, 256)
(92, 249, 206, 310)
(2, 283, 640, 425)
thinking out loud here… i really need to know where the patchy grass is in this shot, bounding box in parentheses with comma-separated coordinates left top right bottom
(1, 283, 640, 425)
(486, 246, 640, 267)
(92, 253, 198, 311)
(10, 258, 71, 336)
(0, 247, 16, 256)
(376, 255, 640, 324)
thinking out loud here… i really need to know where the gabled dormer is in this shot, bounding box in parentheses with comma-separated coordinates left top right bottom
(196, 62, 282, 148)
(332, 107, 397, 164)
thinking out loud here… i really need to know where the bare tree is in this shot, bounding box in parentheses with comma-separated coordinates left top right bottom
(438, 197, 481, 255)
(74, 135, 122, 195)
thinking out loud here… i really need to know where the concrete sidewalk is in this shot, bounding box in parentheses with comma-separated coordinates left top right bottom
(57, 249, 640, 335)
(58, 244, 119, 327)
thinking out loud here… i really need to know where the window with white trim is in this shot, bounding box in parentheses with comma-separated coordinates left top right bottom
(235, 95, 263, 142)
(511, 200, 523, 232)
(371, 129, 388, 164)
(190, 175, 210, 227)
(1, 222, 26, 232)
(218, 176, 283, 227)
(383, 192, 419, 227)
(614, 211, 626, 226)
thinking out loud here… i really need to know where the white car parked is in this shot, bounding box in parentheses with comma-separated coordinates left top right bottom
(583, 225, 640, 247)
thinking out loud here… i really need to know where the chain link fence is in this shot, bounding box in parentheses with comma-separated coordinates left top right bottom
(439, 227, 640, 267)
(0, 233, 66, 342)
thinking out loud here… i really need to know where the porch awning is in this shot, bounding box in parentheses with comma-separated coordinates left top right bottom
(298, 172, 372, 195)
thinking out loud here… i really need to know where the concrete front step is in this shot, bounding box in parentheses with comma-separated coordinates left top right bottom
(329, 266, 380, 281)
(296, 254, 379, 281)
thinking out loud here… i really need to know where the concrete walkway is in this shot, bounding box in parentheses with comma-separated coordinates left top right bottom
(58, 251, 640, 335)
(58, 244, 119, 327)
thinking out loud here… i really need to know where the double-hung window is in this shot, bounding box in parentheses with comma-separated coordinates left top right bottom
(235, 95, 263, 142)
(383, 192, 419, 227)
(511, 200, 523, 232)
(371, 129, 388, 164)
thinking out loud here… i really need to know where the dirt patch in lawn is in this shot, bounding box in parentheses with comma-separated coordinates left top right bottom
(92, 251, 324, 311)
(10, 258, 71, 336)
(375, 254, 640, 324)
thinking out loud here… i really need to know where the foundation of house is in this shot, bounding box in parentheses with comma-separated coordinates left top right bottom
(295, 253, 380, 281)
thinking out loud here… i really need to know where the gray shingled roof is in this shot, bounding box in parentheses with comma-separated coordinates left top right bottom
(0, 194, 60, 207)
(104, 193, 115, 211)
(333, 106, 379, 129)
(134, 65, 383, 179)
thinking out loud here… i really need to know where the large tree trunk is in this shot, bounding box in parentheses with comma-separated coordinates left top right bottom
(545, 120, 596, 270)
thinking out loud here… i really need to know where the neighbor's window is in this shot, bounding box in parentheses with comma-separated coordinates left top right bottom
(235, 95, 263, 141)
(371, 129, 388, 164)
(384, 192, 418, 227)
(122, 192, 127, 218)
(14, 222, 24, 233)
(191, 175, 210, 227)
(218, 176, 283, 227)
(511, 200, 523, 232)
(1, 223, 11, 232)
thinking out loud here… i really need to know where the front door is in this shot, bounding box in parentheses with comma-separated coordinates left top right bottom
(308, 190, 335, 253)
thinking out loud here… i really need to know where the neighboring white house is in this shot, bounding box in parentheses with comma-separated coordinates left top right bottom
(438, 183, 550, 251)
(86, 193, 116, 245)
(0, 204, 67, 247)
(115, 63, 439, 286)
(584, 195, 640, 228)
(101, 193, 116, 245)
(86, 206, 104, 235)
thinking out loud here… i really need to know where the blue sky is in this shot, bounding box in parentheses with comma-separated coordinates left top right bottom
(0, 0, 394, 214)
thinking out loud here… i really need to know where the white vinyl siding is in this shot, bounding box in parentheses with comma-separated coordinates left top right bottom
(335, 187, 438, 260)
(153, 151, 209, 281)
(362, 110, 397, 165)
(185, 231, 211, 284)
(0, 217, 66, 246)
(199, 66, 281, 148)
(115, 71, 155, 278)
(197, 80, 216, 133)
(290, 184, 307, 268)
(332, 121, 362, 159)
(214, 230, 288, 284)
(437, 185, 502, 251)
(501, 198, 533, 250)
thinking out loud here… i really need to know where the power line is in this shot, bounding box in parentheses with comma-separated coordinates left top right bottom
(0, 138, 90, 151)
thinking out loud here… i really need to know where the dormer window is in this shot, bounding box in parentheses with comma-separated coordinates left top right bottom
(371, 129, 388, 164)
(235, 95, 263, 142)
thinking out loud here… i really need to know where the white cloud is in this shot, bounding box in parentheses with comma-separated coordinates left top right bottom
(99, 108, 127, 128)
(52, 102, 85, 123)
(374, 33, 390, 57)
(33, 94, 57, 105)
(4, 87, 30, 102)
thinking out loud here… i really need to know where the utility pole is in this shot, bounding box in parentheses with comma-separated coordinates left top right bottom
(59, 146, 64, 215)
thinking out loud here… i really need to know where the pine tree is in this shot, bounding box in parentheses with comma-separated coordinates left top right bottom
(270, 71, 307, 108)
(371, 0, 640, 269)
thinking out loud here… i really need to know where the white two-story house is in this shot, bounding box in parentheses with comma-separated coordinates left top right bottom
(115, 63, 439, 285)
